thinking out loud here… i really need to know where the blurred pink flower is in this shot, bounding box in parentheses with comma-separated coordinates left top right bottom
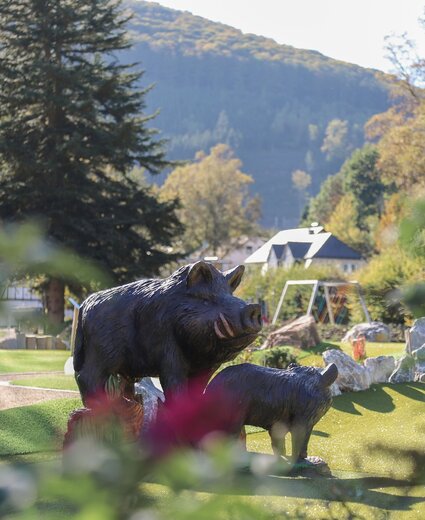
(145, 375, 241, 457)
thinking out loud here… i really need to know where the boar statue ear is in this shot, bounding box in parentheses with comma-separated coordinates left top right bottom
(187, 261, 213, 288)
(224, 265, 245, 292)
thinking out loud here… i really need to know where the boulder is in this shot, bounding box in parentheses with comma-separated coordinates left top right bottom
(416, 373, 425, 383)
(322, 349, 371, 392)
(409, 318, 425, 352)
(262, 315, 321, 350)
(389, 354, 415, 384)
(412, 345, 425, 381)
(135, 377, 165, 434)
(364, 356, 396, 384)
(329, 382, 342, 397)
(342, 322, 391, 343)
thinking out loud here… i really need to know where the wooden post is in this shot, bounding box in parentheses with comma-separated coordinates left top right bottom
(68, 298, 80, 354)
(324, 285, 335, 325)
(272, 282, 289, 325)
(356, 284, 371, 323)
(306, 281, 319, 317)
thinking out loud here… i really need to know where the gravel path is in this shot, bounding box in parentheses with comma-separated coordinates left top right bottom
(0, 372, 80, 411)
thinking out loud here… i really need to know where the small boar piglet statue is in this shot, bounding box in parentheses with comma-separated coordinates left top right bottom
(205, 362, 338, 464)
(74, 261, 262, 404)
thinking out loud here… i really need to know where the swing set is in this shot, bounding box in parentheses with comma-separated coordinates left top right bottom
(271, 280, 371, 325)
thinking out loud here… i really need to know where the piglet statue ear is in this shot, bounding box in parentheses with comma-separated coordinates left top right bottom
(187, 261, 213, 288)
(224, 264, 245, 292)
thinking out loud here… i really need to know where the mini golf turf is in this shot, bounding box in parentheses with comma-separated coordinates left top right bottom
(0, 398, 81, 461)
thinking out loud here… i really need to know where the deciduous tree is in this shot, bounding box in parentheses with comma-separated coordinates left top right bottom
(365, 28, 425, 193)
(321, 119, 352, 162)
(160, 144, 261, 255)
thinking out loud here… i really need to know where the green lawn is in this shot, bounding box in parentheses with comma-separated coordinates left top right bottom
(0, 349, 70, 374)
(10, 375, 78, 391)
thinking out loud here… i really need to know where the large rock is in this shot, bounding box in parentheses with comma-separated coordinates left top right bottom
(329, 382, 342, 397)
(342, 322, 391, 343)
(364, 356, 396, 384)
(412, 345, 425, 381)
(409, 318, 425, 352)
(388, 354, 415, 384)
(262, 315, 321, 350)
(135, 377, 165, 434)
(322, 349, 371, 392)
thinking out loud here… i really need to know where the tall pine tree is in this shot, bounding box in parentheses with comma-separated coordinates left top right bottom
(0, 0, 182, 325)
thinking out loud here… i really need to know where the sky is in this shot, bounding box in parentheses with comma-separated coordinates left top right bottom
(147, 0, 425, 72)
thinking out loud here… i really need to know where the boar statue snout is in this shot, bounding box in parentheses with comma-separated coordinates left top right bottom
(242, 303, 262, 334)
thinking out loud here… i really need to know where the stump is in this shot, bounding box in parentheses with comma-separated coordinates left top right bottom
(64, 375, 144, 448)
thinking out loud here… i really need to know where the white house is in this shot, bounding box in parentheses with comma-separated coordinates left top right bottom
(0, 285, 43, 327)
(185, 236, 266, 271)
(244, 225, 365, 274)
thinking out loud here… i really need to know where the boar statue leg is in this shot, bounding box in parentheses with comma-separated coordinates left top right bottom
(73, 334, 115, 405)
(158, 344, 193, 400)
(269, 422, 288, 457)
(75, 366, 108, 406)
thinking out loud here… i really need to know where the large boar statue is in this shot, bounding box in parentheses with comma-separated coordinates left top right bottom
(74, 261, 262, 404)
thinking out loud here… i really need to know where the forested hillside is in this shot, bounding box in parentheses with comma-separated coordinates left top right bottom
(124, 1, 391, 226)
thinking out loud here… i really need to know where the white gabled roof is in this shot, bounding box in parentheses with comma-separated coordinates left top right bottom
(244, 226, 325, 264)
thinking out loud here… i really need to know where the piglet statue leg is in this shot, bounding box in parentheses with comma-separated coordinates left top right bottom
(290, 423, 331, 476)
(291, 423, 311, 462)
(269, 422, 288, 458)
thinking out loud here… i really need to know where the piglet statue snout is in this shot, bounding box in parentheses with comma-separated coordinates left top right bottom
(242, 303, 262, 333)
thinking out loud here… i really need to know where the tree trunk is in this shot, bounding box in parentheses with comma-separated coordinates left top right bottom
(44, 278, 65, 328)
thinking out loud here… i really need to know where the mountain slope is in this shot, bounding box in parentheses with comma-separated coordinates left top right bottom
(124, 1, 391, 227)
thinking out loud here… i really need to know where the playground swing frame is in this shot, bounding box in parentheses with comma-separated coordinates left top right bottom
(271, 280, 371, 325)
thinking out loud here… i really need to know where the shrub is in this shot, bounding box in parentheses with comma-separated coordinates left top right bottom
(259, 346, 297, 369)
(353, 246, 425, 325)
(238, 264, 346, 324)
(230, 349, 254, 365)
